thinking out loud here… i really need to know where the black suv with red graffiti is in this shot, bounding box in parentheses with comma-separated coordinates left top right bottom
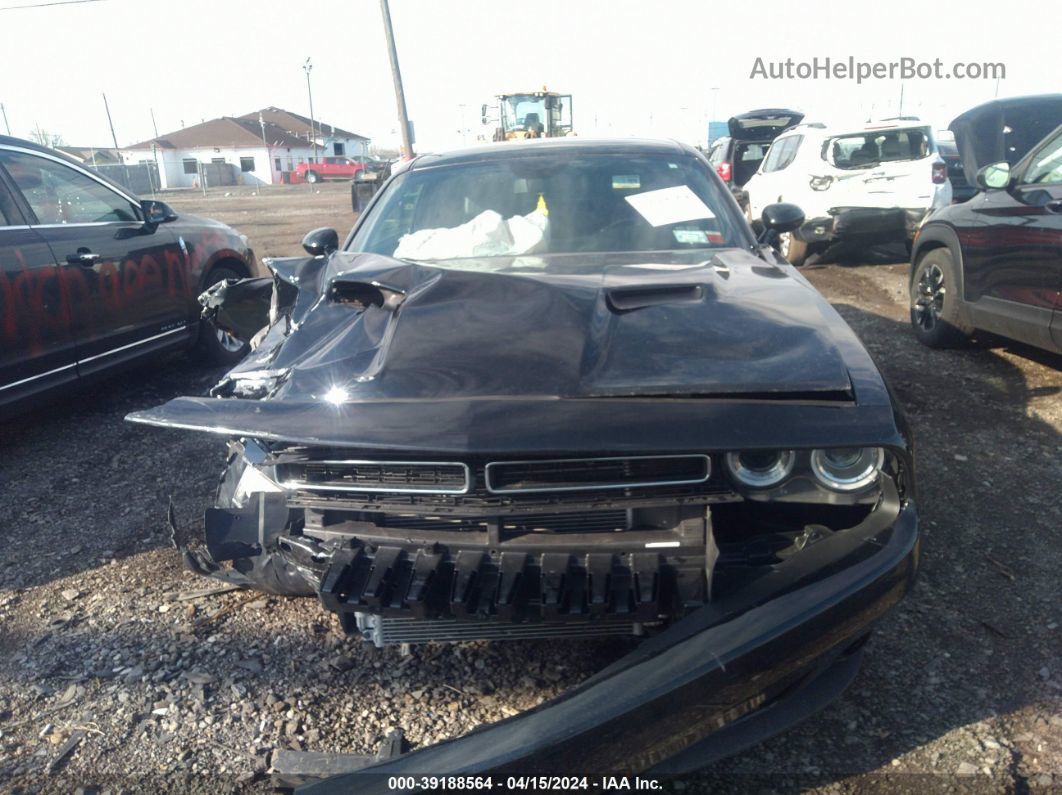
(0, 135, 263, 418)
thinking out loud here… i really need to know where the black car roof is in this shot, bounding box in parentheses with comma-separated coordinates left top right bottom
(406, 138, 699, 171)
(0, 134, 139, 198)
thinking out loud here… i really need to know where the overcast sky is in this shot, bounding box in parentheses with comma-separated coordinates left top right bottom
(1, 0, 1059, 153)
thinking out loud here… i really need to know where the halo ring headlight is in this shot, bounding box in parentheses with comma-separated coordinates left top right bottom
(725, 450, 795, 488)
(810, 447, 885, 491)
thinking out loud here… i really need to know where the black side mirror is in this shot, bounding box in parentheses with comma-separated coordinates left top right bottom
(761, 202, 805, 234)
(302, 227, 339, 257)
(975, 161, 1011, 190)
(142, 199, 177, 225)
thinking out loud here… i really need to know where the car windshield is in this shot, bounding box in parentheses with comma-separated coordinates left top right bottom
(350, 152, 745, 268)
(828, 127, 931, 170)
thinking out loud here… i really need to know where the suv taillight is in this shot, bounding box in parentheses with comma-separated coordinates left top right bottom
(716, 161, 732, 183)
(932, 162, 947, 184)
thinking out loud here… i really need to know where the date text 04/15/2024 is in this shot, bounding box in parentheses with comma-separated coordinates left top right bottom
(385, 776, 663, 791)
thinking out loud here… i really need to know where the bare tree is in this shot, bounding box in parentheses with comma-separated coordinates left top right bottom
(30, 129, 64, 147)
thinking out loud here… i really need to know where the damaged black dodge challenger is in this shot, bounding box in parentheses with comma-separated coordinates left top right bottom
(128, 139, 919, 782)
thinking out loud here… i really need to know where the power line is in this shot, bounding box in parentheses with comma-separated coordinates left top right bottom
(0, 0, 108, 11)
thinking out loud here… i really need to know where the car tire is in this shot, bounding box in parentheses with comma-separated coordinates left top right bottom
(197, 266, 251, 366)
(305, 170, 320, 184)
(779, 231, 809, 266)
(909, 248, 973, 348)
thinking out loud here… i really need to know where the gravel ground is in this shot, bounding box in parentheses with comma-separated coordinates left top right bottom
(1, 232, 1060, 792)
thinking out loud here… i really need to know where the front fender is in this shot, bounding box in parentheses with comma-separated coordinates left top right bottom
(910, 222, 966, 300)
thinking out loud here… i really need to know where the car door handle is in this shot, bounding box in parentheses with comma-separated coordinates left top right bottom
(66, 249, 101, 266)
(1045, 200, 1062, 215)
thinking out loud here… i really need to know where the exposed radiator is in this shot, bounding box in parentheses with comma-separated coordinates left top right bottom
(352, 613, 646, 648)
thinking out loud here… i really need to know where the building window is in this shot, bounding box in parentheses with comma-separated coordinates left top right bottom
(274, 157, 281, 172)
(211, 157, 225, 165)
(182, 158, 198, 175)
(333, 142, 345, 155)
(240, 156, 255, 172)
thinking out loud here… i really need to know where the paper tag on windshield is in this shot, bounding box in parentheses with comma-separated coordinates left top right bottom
(624, 185, 715, 227)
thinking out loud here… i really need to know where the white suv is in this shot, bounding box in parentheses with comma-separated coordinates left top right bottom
(743, 119, 952, 264)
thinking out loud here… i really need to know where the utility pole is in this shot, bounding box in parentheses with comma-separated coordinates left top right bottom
(898, 82, 905, 117)
(303, 58, 318, 163)
(102, 93, 121, 155)
(103, 93, 131, 188)
(1, 104, 10, 136)
(150, 107, 159, 138)
(380, 0, 413, 159)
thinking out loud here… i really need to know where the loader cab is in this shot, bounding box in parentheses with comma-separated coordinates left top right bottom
(493, 91, 573, 141)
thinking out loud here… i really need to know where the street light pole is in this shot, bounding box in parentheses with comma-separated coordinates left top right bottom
(379, 0, 413, 159)
(1, 103, 10, 136)
(303, 58, 318, 163)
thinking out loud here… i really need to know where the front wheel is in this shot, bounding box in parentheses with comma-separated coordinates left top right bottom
(305, 170, 320, 184)
(910, 248, 973, 348)
(196, 266, 251, 365)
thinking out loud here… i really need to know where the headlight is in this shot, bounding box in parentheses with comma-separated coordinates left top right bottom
(810, 447, 884, 491)
(726, 450, 795, 488)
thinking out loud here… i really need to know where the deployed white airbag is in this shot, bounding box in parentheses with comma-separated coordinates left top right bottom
(394, 209, 548, 260)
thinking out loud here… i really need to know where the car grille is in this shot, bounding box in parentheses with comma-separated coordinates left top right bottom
(484, 455, 710, 493)
(277, 453, 737, 514)
(276, 460, 470, 494)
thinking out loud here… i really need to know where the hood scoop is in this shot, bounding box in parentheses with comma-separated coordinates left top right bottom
(329, 278, 407, 311)
(606, 283, 705, 312)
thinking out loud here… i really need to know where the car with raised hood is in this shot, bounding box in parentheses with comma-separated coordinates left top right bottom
(128, 138, 919, 778)
(744, 117, 952, 265)
(910, 95, 1062, 353)
(0, 135, 262, 419)
(936, 134, 977, 204)
(706, 108, 803, 208)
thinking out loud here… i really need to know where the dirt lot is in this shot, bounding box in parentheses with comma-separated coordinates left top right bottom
(162, 183, 358, 260)
(1, 186, 1060, 793)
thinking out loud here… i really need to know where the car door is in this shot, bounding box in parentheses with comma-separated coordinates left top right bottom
(0, 165, 77, 411)
(0, 146, 192, 377)
(959, 126, 1062, 350)
(745, 134, 802, 219)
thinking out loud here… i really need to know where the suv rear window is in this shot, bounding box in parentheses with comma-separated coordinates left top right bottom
(828, 128, 930, 170)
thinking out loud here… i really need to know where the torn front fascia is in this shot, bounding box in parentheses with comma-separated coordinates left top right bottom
(166, 497, 256, 587)
(297, 488, 918, 789)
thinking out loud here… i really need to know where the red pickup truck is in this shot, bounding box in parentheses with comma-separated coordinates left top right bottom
(295, 156, 384, 184)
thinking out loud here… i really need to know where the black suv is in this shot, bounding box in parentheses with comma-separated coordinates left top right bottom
(910, 95, 1062, 353)
(0, 136, 262, 418)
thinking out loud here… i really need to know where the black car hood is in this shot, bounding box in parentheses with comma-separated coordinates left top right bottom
(949, 94, 1062, 185)
(228, 249, 851, 401)
(127, 249, 895, 451)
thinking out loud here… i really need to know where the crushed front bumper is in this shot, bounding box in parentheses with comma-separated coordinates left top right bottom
(799, 207, 926, 246)
(298, 498, 918, 790)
